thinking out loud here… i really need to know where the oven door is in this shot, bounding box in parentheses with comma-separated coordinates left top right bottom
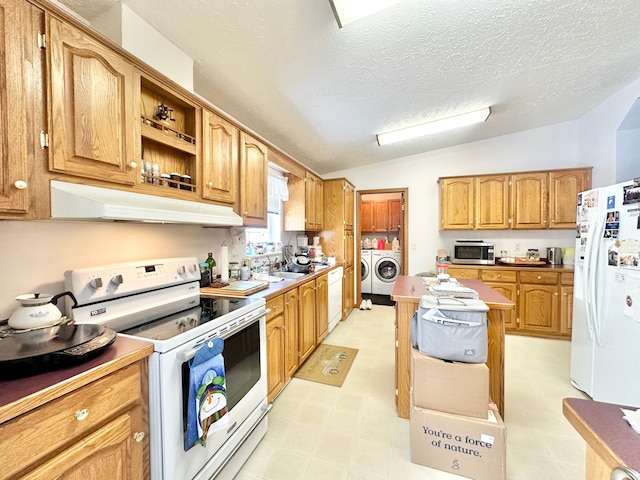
(149, 309, 268, 480)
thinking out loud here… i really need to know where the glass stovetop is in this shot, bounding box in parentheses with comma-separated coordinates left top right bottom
(120, 296, 257, 342)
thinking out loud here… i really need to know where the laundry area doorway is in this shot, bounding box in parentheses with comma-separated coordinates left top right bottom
(357, 188, 408, 307)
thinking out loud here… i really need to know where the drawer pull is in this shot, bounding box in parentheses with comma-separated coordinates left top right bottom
(75, 408, 89, 421)
(537, 275, 542, 280)
(133, 432, 145, 443)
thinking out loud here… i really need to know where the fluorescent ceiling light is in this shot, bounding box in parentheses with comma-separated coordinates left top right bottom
(329, 0, 403, 28)
(376, 107, 492, 146)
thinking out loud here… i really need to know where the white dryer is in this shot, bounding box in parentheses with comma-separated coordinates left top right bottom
(361, 249, 372, 294)
(371, 250, 402, 295)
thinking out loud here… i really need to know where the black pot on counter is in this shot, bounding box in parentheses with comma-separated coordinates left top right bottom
(289, 255, 311, 273)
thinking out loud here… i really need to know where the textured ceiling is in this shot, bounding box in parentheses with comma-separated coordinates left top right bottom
(55, 0, 640, 174)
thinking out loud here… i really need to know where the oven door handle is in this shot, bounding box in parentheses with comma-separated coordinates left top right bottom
(177, 339, 217, 363)
(176, 307, 270, 362)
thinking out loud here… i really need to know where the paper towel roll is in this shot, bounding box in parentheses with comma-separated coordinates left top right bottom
(219, 243, 229, 282)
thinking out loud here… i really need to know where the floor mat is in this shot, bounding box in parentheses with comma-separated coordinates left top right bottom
(294, 344, 358, 387)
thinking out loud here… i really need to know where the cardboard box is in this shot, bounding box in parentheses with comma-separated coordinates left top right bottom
(410, 405, 506, 480)
(411, 347, 489, 418)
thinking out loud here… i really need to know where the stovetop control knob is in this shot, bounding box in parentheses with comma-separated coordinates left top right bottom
(189, 263, 197, 273)
(89, 277, 103, 290)
(110, 274, 124, 286)
(177, 265, 186, 275)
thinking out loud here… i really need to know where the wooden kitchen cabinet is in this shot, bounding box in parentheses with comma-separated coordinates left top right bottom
(439, 177, 474, 229)
(282, 170, 324, 231)
(373, 200, 390, 233)
(549, 169, 591, 229)
(305, 172, 324, 230)
(0, 0, 40, 216)
(440, 168, 591, 231)
(388, 198, 402, 232)
(0, 352, 150, 480)
(47, 16, 138, 185)
(321, 178, 356, 265)
(481, 269, 517, 329)
(298, 280, 317, 363)
(343, 264, 354, 319)
(321, 178, 356, 317)
(19, 408, 143, 480)
(315, 273, 329, 344)
(560, 272, 575, 335)
(511, 172, 548, 229)
(518, 271, 560, 334)
(446, 266, 480, 279)
(239, 131, 268, 227)
(361, 200, 374, 232)
(519, 283, 559, 333)
(284, 288, 300, 379)
(362, 199, 403, 233)
(201, 109, 238, 206)
(450, 265, 574, 338)
(266, 296, 286, 403)
(344, 182, 355, 229)
(475, 175, 510, 229)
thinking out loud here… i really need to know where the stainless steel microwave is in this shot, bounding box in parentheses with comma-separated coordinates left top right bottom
(452, 240, 495, 265)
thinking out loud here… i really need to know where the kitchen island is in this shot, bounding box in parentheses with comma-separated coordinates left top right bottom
(391, 276, 515, 418)
(563, 397, 640, 479)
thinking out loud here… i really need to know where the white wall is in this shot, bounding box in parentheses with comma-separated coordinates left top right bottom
(92, 4, 194, 91)
(0, 221, 230, 320)
(327, 121, 584, 274)
(2, 67, 640, 318)
(577, 76, 640, 187)
(327, 76, 640, 275)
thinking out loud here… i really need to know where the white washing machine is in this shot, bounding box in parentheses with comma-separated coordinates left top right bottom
(371, 250, 402, 295)
(361, 249, 372, 294)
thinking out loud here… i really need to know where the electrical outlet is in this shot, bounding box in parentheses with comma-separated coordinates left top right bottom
(515, 243, 521, 252)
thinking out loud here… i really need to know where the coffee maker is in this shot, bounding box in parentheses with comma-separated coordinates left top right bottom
(547, 247, 563, 265)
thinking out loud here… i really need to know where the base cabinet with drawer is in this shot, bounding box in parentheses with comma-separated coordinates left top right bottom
(266, 275, 329, 402)
(0, 344, 152, 480)
(266, 296, 286, 403)
(448, 265, 574, 339)
(480, 269, 518, 330)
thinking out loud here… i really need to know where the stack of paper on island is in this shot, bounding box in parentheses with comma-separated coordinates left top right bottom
(428, 283, 479, 299)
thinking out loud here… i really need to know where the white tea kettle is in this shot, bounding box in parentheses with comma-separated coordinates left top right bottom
(8, 291, 77, 330)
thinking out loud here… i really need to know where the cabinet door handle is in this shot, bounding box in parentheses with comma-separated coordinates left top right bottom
(128, 161, 138, 168)
(75, 408, 89, 421)
(13, 180, 27, 190)
(207, 181, 213, 187)
(133, 432, 145, 443)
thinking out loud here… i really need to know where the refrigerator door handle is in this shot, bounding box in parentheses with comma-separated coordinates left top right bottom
(590, 211, 606, 345)
(584, 212, 600, 342)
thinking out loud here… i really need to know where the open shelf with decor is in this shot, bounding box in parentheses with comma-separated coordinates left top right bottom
(138, 74, 199, 193)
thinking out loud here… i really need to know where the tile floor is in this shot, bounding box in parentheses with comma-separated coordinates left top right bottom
(235, 304, 589, 480)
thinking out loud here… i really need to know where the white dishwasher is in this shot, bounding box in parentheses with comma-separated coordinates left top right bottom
(328, 266, 344, 333)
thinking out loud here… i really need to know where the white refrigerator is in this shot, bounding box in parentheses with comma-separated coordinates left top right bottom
(570, 178, 640, 407)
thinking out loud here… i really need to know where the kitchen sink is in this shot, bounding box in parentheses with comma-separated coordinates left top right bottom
(272, 271, 306, 279)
